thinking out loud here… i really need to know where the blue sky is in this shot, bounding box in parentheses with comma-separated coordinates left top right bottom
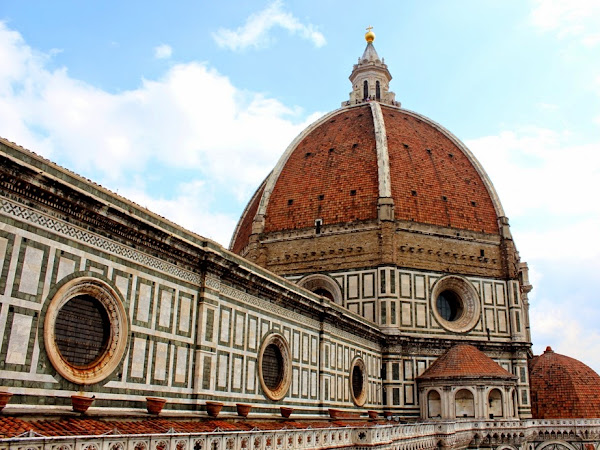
(1, 1, 599, 372)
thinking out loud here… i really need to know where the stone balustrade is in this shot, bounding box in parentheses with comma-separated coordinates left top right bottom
(1, 419, 599, 450)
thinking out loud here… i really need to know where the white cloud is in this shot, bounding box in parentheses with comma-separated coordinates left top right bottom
(467, 128, 600, 373)
(531, 300, 600, 372)
(531, 0, 600, 46)
(120, 179, 237, 245)
(467, 128, 600, 223)
(154, 44, 172, 59)
(212, 0, 326, 51)
(0, 21, 318, 246)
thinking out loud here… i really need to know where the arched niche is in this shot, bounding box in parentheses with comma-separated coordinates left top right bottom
(427, 389, 442, 418)
(488, 388, 503, 418)
(455, 388, 475, 418)
(297, 274, 343, 305)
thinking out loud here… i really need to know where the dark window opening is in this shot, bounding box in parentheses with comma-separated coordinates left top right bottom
(376, 81, 381, 100)
(287, 199, 293, 206)
(262, 344, 283, 390)
(55, 295, 110, 368)
(363, 80, 368, 100)
(350, 190, 357, 196)
(471, 201, 477, 207)
(393, 388, 401, 405)
(411, 190, 417, 196)
(313, 288, 334, 301)
(318, 194, 324, 201)
(442, 196, 447, 201)
(480, 249, 485, 257)
(328, 147, 335, 153)
(436, 290, 463, 322)
(392, 363, 400, 380)
(426, 148, 432, 154)
(315, 219, 322, 234)
(352, 365, 364, 400)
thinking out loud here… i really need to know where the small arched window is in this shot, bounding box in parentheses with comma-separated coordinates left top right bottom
(363, 80, 368, 100)
(376, 81, 381, 100)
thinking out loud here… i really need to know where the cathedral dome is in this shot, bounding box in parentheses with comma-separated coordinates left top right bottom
(529, 346, 600, 419)
(231, 101, 504, 254)
(230, 33, 517, 282)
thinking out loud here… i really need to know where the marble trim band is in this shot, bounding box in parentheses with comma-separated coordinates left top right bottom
(0, 199, 202, 285)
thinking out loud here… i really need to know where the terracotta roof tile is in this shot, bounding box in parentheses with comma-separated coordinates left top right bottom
(417, 344, 516, 380)
(231, 104, 501, 253)
(264, 106, 379, 233)
(0, 417, 385, 438)
(529, 346, 600, 419)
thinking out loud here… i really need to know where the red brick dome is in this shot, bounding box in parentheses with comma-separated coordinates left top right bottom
(529, 346, 600, 419)
(230, 102, 504, 254)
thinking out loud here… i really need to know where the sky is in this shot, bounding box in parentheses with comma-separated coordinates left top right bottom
(1, 1, 599, 372)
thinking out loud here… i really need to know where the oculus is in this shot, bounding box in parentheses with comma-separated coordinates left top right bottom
(44, 276, 129, 385)
(349, 356, 368, 406)
(431, 276, 481, 333)
(258, 332, 292, 401)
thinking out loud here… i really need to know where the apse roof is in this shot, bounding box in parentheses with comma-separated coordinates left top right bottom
(417, 344, 516, 380)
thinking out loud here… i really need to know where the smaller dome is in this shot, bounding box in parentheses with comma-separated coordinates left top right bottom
(417, 344, 516, 380)
(529, 346, 600, 418)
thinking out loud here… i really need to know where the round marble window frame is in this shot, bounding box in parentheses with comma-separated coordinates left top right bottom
(430, 275, 481, 333)
(258, 332, 292, 401)
(44, 276, 129, 385)
(349, 356, 368, 407)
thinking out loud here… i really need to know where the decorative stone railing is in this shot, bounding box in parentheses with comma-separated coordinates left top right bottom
(1, 419, 599, 450)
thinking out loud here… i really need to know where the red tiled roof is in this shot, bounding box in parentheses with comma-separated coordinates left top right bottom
(529, 346, 600, 419)
(230, 104, 500, 253)
(382, 106, 498, 233)
(0, 417, 384, 438)
(417, 344, 516, 380)
(264, 106, 379, 233)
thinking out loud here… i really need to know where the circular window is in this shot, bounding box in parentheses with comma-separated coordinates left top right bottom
(349, 356, 368, 406)
(44, 277, 129, 385)
(55, 294, 111, 367)
(262, 343, 284, 390)
(436, 290, 463, 322)
(258, 333, 292, 401)
(431, 276, 481, 333)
